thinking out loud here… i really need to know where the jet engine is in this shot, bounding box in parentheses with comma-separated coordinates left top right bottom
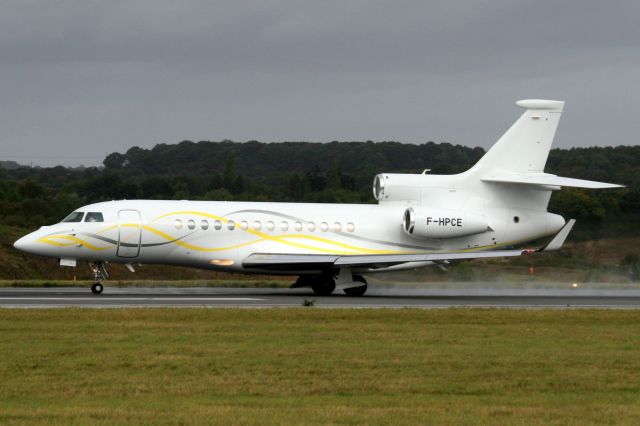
(373, 173, 434, 202)
(402, 207, 489, 239)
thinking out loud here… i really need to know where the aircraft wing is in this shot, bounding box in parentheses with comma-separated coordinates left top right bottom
(243, 250, 524, 270)
(242, 219, 576, 270)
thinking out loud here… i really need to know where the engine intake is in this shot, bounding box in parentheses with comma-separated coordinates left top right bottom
(402, 207, 489, 239)
(373, 173, 436, 202)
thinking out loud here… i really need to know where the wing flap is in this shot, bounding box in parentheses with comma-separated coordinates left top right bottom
(334, 250, 523, 266)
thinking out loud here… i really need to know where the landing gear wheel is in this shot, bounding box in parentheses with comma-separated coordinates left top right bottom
(311, 274, 336, 296)
(293, 275, 314, 288)
(344, 275, 367, 297)
(91, 283, 104, 295)
(89, 261, 108, 295)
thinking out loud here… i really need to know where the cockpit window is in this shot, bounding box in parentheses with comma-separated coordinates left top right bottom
(85, 212, 104, 223)
(61, 211, 84, 223)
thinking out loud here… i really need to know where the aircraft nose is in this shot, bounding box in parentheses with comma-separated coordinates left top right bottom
(13, 230, 57, 256)
(13, 235, 29, 251)
(13, 234, 36, 253)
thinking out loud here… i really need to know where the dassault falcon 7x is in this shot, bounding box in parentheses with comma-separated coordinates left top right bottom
(13, 100, 622, 295)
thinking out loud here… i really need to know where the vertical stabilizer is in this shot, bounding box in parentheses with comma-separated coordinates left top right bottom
(470, 99, 564, 176)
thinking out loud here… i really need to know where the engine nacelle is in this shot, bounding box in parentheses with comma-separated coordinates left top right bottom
(402, 207, 489, 239)
(373, 173, 438, 202)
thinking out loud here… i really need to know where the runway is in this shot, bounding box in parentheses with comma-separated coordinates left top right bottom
(2, 287, 640, 308)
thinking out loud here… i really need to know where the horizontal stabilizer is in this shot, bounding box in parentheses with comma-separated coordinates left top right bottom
(482, 173, 623, 189)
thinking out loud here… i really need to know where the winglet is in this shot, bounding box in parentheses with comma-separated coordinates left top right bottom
(539, 219, 576, 252)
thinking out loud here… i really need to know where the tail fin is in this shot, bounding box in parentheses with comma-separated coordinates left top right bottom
(470, 99, 623, 189)
(463, 99, 621, 213)
(470, 99, 564, 176)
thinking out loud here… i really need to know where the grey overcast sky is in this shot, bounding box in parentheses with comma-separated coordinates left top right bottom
(1, 0, 639, 166)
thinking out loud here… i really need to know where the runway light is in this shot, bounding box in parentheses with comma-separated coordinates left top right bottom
(572, 283, 579, 288)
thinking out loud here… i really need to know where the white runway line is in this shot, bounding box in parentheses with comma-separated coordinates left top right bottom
(0, 297, 264, 301)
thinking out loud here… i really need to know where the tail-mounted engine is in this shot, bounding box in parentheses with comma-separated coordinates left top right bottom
(373, 172, 457, 203)
(402, 207, 489, 239)
(373, 173, 433, 202)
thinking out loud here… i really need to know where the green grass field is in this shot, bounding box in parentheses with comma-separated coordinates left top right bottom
(1, 309, 640, 424)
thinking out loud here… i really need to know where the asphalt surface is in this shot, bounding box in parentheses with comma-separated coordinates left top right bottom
(2, 287, 640, 308)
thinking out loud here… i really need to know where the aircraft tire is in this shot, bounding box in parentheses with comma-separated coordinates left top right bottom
(293, 275, 314, 288)
(311, 275, 336, 296)
(91, 283, 104, 295)
(344, 275, 367, 297)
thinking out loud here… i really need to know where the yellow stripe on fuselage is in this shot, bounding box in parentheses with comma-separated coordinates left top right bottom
(37, 235, 110, 251)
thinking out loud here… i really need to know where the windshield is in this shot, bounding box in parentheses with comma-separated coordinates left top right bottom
(61, 211, 84, 223)
(84, 212, 104, 222)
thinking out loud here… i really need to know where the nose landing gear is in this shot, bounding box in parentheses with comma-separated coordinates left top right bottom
(89, 262, 108, 295)
(91, 282, 104, 295)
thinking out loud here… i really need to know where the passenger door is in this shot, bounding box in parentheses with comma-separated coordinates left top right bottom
(117, 210, 142, 258)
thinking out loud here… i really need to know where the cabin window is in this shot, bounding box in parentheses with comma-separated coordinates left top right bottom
(227, 220, 236, 231)
(187, 219, 196, 230)
(307, 222, 316, 232)
(240, 221, 249, 230)
(294, 221, 303, 231)
(281, 221, 289, 231)
(214, 220, 222, 230)
(84, 212, 104, 223)
(174, 219, 183, 230)
(201, 220, 209, 230)
(333, 222, 342, 232)
(320, 222, 329, 232)
(62, 211, 84, 223)
(253, 221, 262, 231)
(266, 221, 275, 231)
(346, 222, 355, 232)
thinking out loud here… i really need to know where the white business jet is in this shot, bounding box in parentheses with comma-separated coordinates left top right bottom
(13, 100, 622, 295)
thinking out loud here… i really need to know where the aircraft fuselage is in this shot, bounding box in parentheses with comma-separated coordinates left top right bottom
(14, 199, 560, 274)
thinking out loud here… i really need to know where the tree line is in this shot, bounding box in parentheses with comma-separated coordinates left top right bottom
(1, 140, 638, 240)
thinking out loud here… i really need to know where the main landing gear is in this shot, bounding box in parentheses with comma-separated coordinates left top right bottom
(89, 261, 108, 295)
(294, 269, 368, 297)
(343, 274, 367, 297)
